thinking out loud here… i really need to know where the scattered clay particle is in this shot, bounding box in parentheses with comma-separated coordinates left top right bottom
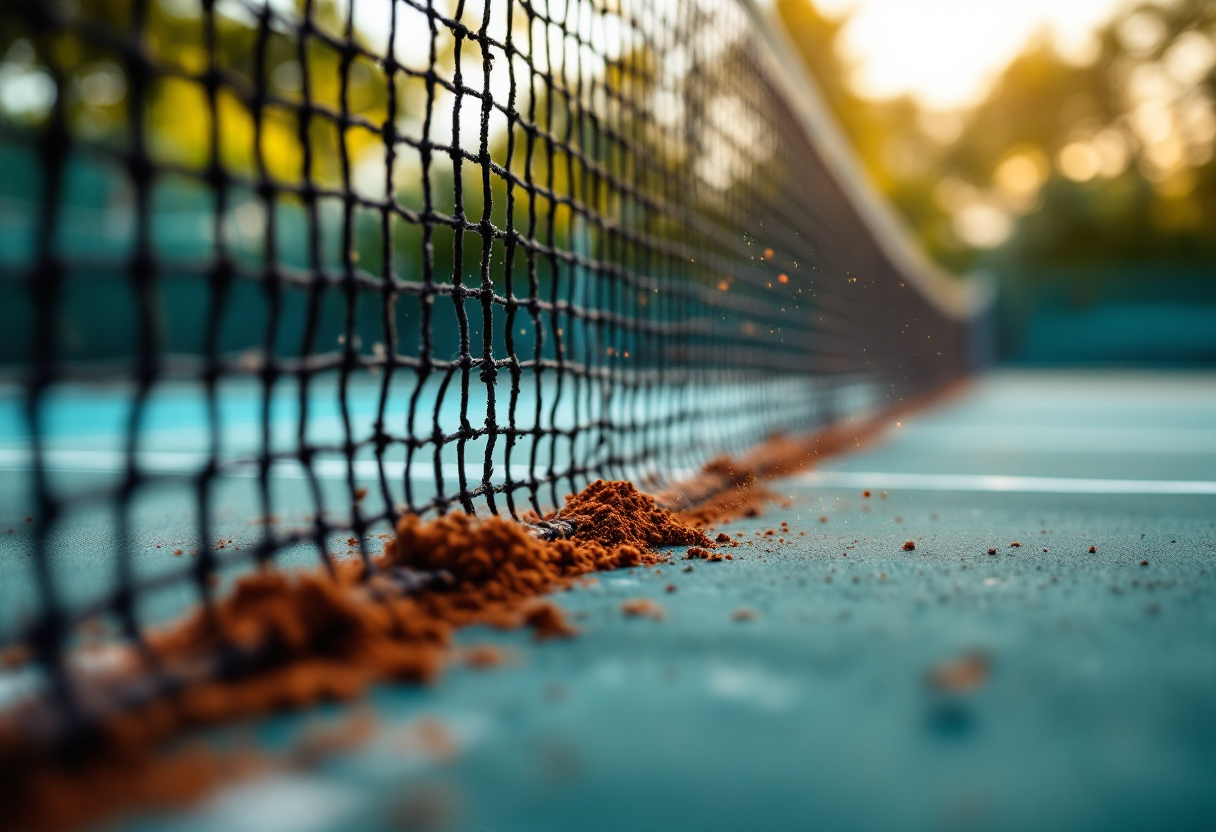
(682, 566, 693, 573)
(1010, 542, 1021, 548)
(78, 618, 107, 638)
(665, 583, 677, 593)
(724, 554, 733, 560)
(408, 718, 458, 763)
(1088, 546, 1096, 553)
(863, 490, 871, 498)
(354, 487, 368, 502)
(818, 516, 827, 523)
(715, 532, 730, 543)
(172, 549, 183, 556)
(456, 645, 509, 669)
(902, 540, 915, 551)
(987, 548, 996, 555)
(524, 601, 579, 640)
(621, 598, 665, 620)
(1140, 560, 1149, 567)
(928, 651, 989, 693)
(731, 608, 757, 622)
(686, 547, 709, 559)
(1, 646, 30, 670)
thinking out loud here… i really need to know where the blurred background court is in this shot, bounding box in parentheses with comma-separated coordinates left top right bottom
(1, 0, 1214, 829)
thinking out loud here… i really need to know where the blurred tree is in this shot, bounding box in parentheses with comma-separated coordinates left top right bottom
(777, 0, 1216, 362)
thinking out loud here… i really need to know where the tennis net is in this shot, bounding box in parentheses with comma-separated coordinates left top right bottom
(0, 0, 986, 711)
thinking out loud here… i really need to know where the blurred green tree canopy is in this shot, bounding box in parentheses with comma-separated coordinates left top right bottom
(777, 0, 1216, 276)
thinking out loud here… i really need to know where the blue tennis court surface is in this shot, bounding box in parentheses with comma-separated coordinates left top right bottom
(4, 369, 1216, 831)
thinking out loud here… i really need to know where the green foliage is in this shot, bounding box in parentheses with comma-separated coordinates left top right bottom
(776, 0, 1216, 279)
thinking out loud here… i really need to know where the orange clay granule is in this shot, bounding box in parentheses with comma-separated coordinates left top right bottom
(455, 645, 511, 669)
(928, 652, 990, 693)
(902, 540, 915, 551)
(1, 646, 29, 670)
(620, 599, 665, 620)
(0, 480, 704, 832)
(521, 601, 579, 640)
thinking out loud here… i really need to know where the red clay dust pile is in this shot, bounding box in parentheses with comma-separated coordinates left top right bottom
(0, 480, 712, 832)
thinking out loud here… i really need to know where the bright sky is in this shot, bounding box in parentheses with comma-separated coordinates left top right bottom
(810, 0, 1129, 110)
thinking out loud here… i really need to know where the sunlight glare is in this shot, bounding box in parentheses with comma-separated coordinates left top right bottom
(804, 0, 1126, 110)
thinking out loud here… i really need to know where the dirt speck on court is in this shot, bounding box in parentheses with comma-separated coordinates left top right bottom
(928, 651, 990, 693)
(621, 598, 666, 620)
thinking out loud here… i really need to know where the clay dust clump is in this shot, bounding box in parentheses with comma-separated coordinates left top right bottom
(0, 479, 706, 832)
(554, 479, 710, 552)
(521, 601, 579, 640)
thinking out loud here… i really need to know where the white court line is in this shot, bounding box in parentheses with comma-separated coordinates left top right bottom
(791, 470, 1216, 495)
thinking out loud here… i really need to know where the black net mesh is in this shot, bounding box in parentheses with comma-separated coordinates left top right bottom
(0, 0, 976, 713)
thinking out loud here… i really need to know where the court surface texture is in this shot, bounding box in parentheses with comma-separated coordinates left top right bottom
(3, 369, 1215, 831)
